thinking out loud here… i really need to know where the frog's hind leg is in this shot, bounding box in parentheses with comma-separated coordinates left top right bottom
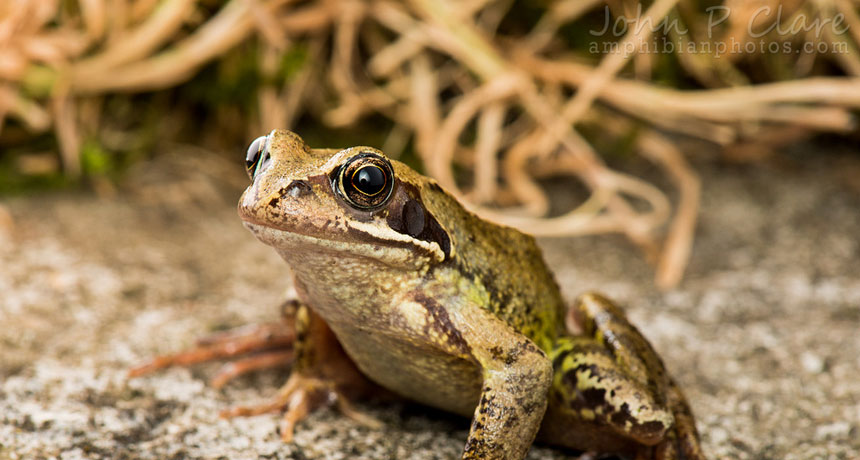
(544, 335, 672, 454)
(128, 300, 299, 387)
(550, 292, 706, 460)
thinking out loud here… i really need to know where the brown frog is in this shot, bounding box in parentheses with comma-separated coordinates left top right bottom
(132, 129, 706, 460)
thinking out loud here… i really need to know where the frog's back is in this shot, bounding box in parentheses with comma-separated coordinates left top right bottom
(420, 181, 566, 351)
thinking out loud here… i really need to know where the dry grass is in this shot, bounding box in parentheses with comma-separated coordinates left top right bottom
(2, 0, 859, 287)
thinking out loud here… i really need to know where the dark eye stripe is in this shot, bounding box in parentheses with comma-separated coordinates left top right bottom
(385, 187, 452, 260)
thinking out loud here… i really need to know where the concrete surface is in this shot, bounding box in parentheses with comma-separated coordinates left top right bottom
(1, 146, 859, 459)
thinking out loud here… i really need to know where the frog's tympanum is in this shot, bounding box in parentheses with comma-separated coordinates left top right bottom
(132, 130, 706, 460)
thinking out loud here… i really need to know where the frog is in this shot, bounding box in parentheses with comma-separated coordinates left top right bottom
(131, 129, 706, 460)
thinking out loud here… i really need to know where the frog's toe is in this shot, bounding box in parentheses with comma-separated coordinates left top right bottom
(274, 379, 381, 442)
(211, 350, 295, 388)
(220, 372, 381, 442)
(660, 415, 707, 460)
(646, 422, 706, 460)
(127, 318, 296, 380)
(652, 435, 677, 460)
(220, 373, 326, 442)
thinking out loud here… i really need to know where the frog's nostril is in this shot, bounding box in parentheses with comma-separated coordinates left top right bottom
(285, 180, 312, 198)
(267, 181, 312, 209)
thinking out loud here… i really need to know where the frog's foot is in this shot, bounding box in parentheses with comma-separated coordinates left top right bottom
(127, 307, 297, 387)
(649, 380, 707, 460)
(219, 303, 384, 442)
(220, 371, 383, 442)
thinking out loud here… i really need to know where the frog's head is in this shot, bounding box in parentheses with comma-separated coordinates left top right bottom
(239, 130, 453, 269)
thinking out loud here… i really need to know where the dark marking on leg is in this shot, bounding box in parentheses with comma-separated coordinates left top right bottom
(411, 292, 471, 355)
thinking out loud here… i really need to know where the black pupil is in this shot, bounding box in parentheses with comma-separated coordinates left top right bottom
(353, 165, 386, 196)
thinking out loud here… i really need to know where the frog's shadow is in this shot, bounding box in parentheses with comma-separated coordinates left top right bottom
(388, 400, 626, 460)
(210, 366, 625, 460)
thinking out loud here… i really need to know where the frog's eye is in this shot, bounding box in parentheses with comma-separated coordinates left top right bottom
(245, 135, 268, 181)
(335, 153, 395, 210)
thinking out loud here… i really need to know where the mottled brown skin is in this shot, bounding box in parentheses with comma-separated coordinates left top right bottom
(234, 129, 706, 460)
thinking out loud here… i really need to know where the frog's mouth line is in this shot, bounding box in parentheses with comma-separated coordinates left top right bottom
(242, 220, 444, 265)
(241, 221, 408, 259)
(242, 221, 354, 251)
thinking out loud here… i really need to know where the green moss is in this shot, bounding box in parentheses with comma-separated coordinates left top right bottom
(80, 140, 112, 177)
(0, 167, 72, 195)
(20, 65, 56, 98)
(274, 45, 310, 84)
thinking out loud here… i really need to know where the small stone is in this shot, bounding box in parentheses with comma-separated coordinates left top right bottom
(708, 426, 729, 445)
(815, 422, 851, 440)
(800, 352, 825, 374)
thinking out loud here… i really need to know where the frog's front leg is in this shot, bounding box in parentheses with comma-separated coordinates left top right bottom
(543, 292, 706, 460)
(451, 304, 554, 460)
(223, 302, 382, 441)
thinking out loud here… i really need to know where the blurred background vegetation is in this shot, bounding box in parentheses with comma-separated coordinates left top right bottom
(1, 0, 859, 287)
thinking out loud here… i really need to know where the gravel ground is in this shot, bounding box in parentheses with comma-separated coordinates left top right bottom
(1, 146, 859, 460)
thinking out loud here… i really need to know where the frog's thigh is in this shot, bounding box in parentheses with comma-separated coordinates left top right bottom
(548, 335, 672, 447)
(572, 291, 670, 385)
(453, 306, 553, 460)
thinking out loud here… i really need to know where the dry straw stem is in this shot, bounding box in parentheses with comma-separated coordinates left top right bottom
(3, 0, 860, 287)
(68, 0, 258, 93)
(521, 53, 860, 140)
(400, 0, 687, 277)
(408, 0, 673, 247)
